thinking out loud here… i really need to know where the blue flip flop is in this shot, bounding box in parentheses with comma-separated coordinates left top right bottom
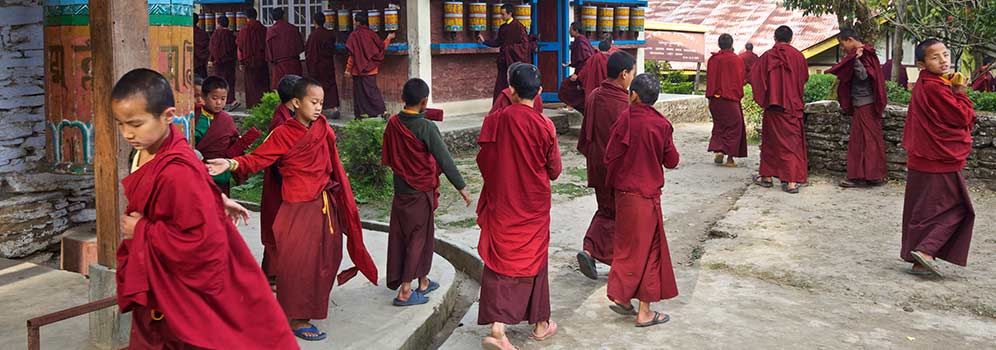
(418, 280, 440, 295)
(293, 326, 327, 341)
(393, 289, 430, 306)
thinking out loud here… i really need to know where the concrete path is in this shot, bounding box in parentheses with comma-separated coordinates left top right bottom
(0, 258, 91, 350)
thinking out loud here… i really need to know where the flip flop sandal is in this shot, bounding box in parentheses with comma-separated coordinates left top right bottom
(910, 251, 943, 278)
(530, 321, 558, 341)
(635, 312, 671, 328)
(418, 280, 440, 295)
(781, 182, 800, 194)
(293, 325, 328, 341)
(393, 289, 430, 306)
(482, 336, 519, 350)
(906, 267, 933, 276)
(723, 161, 737, 168)
(866, 180, 887, 187)
(839, 180, 868, 188)
(714, 153, 725, 164)
(609, 301, 639, 316)
(753, 176, 773, 188)
(576, 251, 598, 280)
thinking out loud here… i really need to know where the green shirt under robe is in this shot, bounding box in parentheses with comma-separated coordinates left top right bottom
(393, 111, 466, 194)
(195, 110, 233, 187)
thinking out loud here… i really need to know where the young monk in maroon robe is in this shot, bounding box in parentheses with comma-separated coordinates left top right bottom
(345, 12, 395, 119)
(739, 43, 759, 85)
(706, 34, 748, 167)
(900, 39, 976, 278)
(479, 4, 536, 101)
(826, 29, 889, 188)
(266, 8, 305, 90)
(193, 15, 210, 80)
(575, 51, 636, 280)
(750, 26, 809, 194)
(603, 73, 679, 328)
(490, 62, 544, 114)
(209, 16, 239, 109)
(382, 78, 473, 306)
(971, 58, 995, 92)
(208, 78, 379, 341)
(237, 8, 269, 108)
(259, 74, 302, 280)
(559, 22, 597, 112)
(477, 63, 561, 350)
(111, 69, 298, 349)
(577, 41, 612, 103)
(306, 13, 340, 116)
(195, 76, 241, 195)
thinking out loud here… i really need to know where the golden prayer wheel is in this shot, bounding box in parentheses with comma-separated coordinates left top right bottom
(598, 7, 614, 33)
(384, 9, 399, 31)
(443, 2, 464, 32)
(514, 4, 531, 33)
(337, 9, 351, 32)
(322, 10, 335, 30)
(468, 3, 487, 32)
(204, 13, 215, 32)
(236, 12, 247, 31)
(491, 3, 504, 31)
(224, 12, 235, 29)
(368, 10, 382, 31)
(630, 7, 645, 32)
(614, 7, 629, 31)
(197, 13, 205, 30)
(581, 6, 597, 32)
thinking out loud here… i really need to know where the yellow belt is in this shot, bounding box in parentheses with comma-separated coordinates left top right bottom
(321, 191, 335, 235)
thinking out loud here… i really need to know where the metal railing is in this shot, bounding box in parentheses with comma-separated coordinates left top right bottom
(26, 296, 117, 350)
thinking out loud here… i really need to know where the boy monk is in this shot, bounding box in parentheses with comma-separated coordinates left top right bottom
(207, 78, 379, 340)
(195, 76, 241, 195)
(259, 74, 302, 280)
(740, 43, 759, 85)
(559, 22, 597, 112)
(490, 62, 543, 114)
(209, 15, 238, 110)
(576, 51, 636, 280)
(306, 12, 340, 117)
(382, 78, 473, 306)
(751, 25, 809, 194)
(706, 34, 747, 167)
(237, 8, 269, 108)
(826, 28, 888, 188)
(193, 75, 205, 107)
(345, 12, 395, 119)
(266, 8, 305, 90)
(901, 39, 976, 278)
(604, 73, 679, 328)
(112, 68, 297, 349)
(577, 40, 612, 102)
(477, 63, 561, 350)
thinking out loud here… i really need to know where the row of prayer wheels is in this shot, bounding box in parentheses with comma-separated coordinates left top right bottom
(443, 2, 533, 33)
(198, 12, 248, 32)
(580, 6, 645, 32)
(325, 7, 400, 32)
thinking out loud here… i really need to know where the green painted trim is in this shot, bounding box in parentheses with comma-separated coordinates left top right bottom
(45, 15, 89, 26)
(149, 15, 194, 27)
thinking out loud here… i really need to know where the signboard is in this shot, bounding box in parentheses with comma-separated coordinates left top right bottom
(644, 30, 705, 64)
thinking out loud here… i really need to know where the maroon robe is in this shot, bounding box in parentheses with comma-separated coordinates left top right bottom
(194, 110, 240, 194)
(603, 103, 680, 303)
(237, 19, 270, 108)
(739, 50, 759, 85)
(972, 66, 995, 92)
(490, 87, 543, 115)
(346, 25, 388, 117)
(259, 104, 293, 277)
(578, 52, 609, 101)
(751, 42, 809, 183)
(194, 26, 210, 79)
(118, 126, 297, 349)
(306, 26, 340, 109)
(900, 71, 976, 266)
(209, 28, 238, 104)
(826, 45, 888, 181)
(706, 50, 748, 158)
(476, 102, 561, 325)
(482, 20, 536, 100)
(569, 35, 598, 72)
(578, 80, 629, 265)
(266, 20, 305, 90)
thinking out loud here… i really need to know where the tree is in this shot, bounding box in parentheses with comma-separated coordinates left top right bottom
(783, 0, 889, 44)
(888, 0, 996, 73)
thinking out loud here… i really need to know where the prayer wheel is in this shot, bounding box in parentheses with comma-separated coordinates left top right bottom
(368, 10, 382, 31)
(205, 12, 215, 32)
(514, 4, 531, 33)
(323, 10, 335, 30)
(384, 9, 399, 31)
(236, 12, 247, 31)
(468, 3, 487, 32)
(443, 2, 464, 32)
(491, 3, 504, 31)
(598, 7, 613, 33)
(198, 13, 206, 30)
(337, 9, 351, 32)
(614, 7, 629, 31)
(224, 12, 235, 30)
(581, 6, 597, 32)
(630, 7, 645, 32)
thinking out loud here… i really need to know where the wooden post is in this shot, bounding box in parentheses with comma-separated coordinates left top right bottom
(693, 62, 702, 93)
(90, 0, 150, 268)
(891, 0, 905, 85)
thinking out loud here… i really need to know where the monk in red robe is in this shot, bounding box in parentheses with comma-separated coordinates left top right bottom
(971, 58, 995, 92)
(900, 39, 976, 278)
(209, 16, 238, 109)
(208, 78, 378, 341)
(491, 62, 543, 114)
(826, 29, 889, 188)
(345, 12, 395, 119)
(266, 8, 304, 90)
(195, 76, 241, 195)
(382, 78, 472, 306)
(575, 51, 636, 280)
(193, 15, 209, 80)
(479, 4, 536, 101)
(707, 34, 748, 167)
(237, 8, 269, 108)
(259, 75, 302, 279)
(111, 69, 297, 349)
(750, 26, 809, 194)
(604, 73, 679, 328)
(739, 43, 759, 85)
(477, 63, 561, 350)
(577, 42, 611, 103)
(558, 22, 597, 112)
(306, 13, 340, 115)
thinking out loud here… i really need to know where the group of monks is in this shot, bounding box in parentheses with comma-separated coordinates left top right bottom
(194, 8, 395, 119)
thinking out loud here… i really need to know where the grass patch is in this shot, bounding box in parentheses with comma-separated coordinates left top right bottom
(705, 262, 815, 290)
(565, 167, 588, 181)
(440, 217, 479, 229)
(230, 173, 263, 204)
(551, 182, 594, 199)
(690, 246, 705, 261)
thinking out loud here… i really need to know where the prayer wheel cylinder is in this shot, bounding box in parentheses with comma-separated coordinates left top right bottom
(323, 10, 335, 30)
(631, 7, 645, 32)
(198, 13, 206, 30)
(614, 7, 629, 31)
(236, 12, 247, 31)
(581, 6, 597, 32)
(598, 7, 613, 33)
(443, 2, 464, 32)
(368, 10, 382, 31)
(205, 12, 215, 32)
(384, 9, 399, 31)
(224, 12, 235, 30)
(491, 3, 504, 32)
(337, 9, 351, 32)
(468, 3, 487, 32)
(514, 4, 531, 33)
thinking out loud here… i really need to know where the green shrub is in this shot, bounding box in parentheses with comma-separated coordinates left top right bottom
(243, 92, 281, 151)
(804, 73, 836, 103)
(338, 118, 392, 203)
(886, 81, 912, 105)
(968, 90, 996, 112)
(742, 85, 763, 144)
(230, 173, 263, 203)
(661, 81, 694, 94)
(647, 59, 695, 95)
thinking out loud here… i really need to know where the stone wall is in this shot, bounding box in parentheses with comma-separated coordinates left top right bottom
(654, 94, 710, 123)
(805, 101, 996, 190)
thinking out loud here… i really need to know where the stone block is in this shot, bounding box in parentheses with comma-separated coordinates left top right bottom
(60, 224, 96, 275)
(70, 209, 96, 223)
(0, 6, 42, 26)
(3, 172, 94, 193)
(0, 93, 43, 109)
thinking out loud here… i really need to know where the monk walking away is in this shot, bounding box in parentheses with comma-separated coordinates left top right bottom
(706, 33, 748, 167)
(193, 14, 209, 80)
(306, 12, 341, 118)
(111, 69, 298, 349)
(382, 78, 473, 306)
(209, 15, 239, 110)
(751, 25, 809, 194)
(345, 12, 395, 119)
(266, 8, 305, 90)
(739, 42, 759, 85)
(576, 51, 637, 280)
(259, 74, 302, 281)
(194, 76, 241, 195)
(207, 78, 379, 341)
(576, 38, 615, 103)
(476, 64, 561, 350)
(826, 28, 889, 188)
(479, 3, 535, 101)
(490, 62, 543, 114)
(900, 39, 976, 278)
(237, 8, 270, 108)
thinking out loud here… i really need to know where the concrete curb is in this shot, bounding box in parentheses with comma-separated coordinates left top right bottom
(362, 220, 483, 283)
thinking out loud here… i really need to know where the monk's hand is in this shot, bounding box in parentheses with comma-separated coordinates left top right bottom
(562, 62, 570, 68)
(121, 212, 142, 239)
(569, 74, 578, 82)
(855, 47, 863, 58)
(477, 33, 486, 43)
(221, 194, 251, 226)
(205, 158, 231, 176)
(459, 189, 473, 207)
(387, 32, 396, 41)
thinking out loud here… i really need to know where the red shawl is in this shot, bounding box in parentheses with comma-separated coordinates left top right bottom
(739, 51, 759, 84)
(306, 26, 337, 78)
(425, 108, 444, 122)
(208, 28, 237, 64)
(236, 20, 267, 69)
(194, 26, 210, 68)
(570, 35, 598, 71)
(604, 103, 680, 198)
(117, 126, 297, 349)
(266, 20, 305, 63)
(490, 87, 543, 115)
(381, 114, 440, 192)
(825, 45, 887, 117)
(269, 103, 293, 132)
(579, 52, 609, 100)
(345, 25, 385, 75)
(903, 72, 976, 173)
(578, 79, 629, 188)
(706, 50, 746, 101)
(558, 78, 585, 111)
(972, 66, 995, 92)
(194, 110, 239, 160)
(750, 42, 809, 114)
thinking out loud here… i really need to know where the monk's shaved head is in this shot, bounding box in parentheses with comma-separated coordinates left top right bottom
(607, 51, 636, 79)
(837, 28, 860, 42)
(314, 12, 325, 26)
(246, 8, 257, 20)
(507, 62, 528, 82)
(509, 64, 541, 100)
(630, 73, 660, 105)
(745, 43, 754, 51)
(111, 68, 175, 116)
(915, 38, 944, 62)
(271, 8, 285, 21)
(354, 12, 369, 26)
(718, 33, 733, 50)
(599, 33, 613, 52)
(402, 78, 430, 106)
(774, 25, 793, 43)
(218, 15, 229, 28)
(277, 74, 302, 103)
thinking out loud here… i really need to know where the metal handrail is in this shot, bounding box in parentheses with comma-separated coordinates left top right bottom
(26, 296, 117, 350)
